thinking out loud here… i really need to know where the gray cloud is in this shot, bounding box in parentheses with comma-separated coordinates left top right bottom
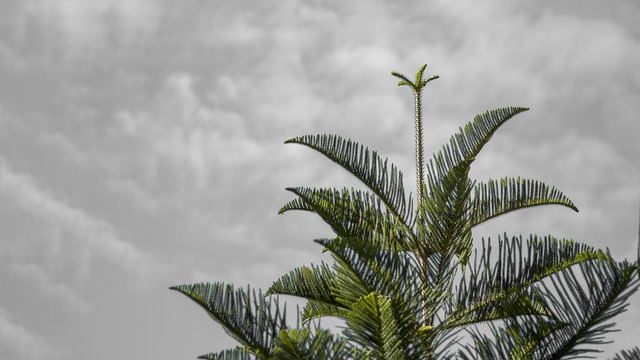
(0, 307, 62, 360)
(0, 161, 163, 283)
(0, 0, 638, 359)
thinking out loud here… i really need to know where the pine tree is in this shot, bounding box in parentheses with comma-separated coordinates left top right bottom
(171, 64, 640, 359)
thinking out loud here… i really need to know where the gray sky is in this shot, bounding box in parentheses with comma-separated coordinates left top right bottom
(0, 0, 639, 359)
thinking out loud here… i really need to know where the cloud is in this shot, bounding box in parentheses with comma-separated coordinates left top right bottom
(21, 0, 163, 59)
(36, 131, 90, 166)
(6, 262, 91, 314)
(0, 160, 162, 284)
(0, 307, 62, 360)
(113, 72, 264, 189)
(0, 1, 638, 358)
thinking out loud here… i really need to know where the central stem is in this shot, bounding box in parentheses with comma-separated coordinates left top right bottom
(392, 64, 439, 348)
(414, 86, 431, 330)
(415, 89, 425, 204)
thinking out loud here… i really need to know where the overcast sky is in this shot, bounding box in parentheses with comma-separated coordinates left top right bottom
(0, 1, 639, 359)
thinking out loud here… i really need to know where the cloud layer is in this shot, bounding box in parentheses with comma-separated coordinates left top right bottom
(0, 0, 638, 359)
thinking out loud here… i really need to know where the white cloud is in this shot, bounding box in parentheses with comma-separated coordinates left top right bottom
(0, 307, 62, 360)
(0, 1, 638, 358)
(36, 132, 90, 166)
(113, 72, 263, 188)
(6, 262, 91, 314)
(21, 0, 163, 60)
(0, 160, 162, 284)
(215, 13, 265, 44)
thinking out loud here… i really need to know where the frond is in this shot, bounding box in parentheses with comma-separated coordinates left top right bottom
(448, 235, 611, 330)
(265, 263, 349, 323)
(420, 158, 475, 266)
(317, 237, 421, 310)
(280, 187, 413, 251)
(170, 283, 287, 359)
(266, 263, 335, 302)
(320, 239, 373, 310)
(537, 260, 640, 358)
(446, 286, 552, 331)
(457, 317, 566, 360)
(426, 107, 529, 183)
(272, 328, 369, 360)
(309, 236, 423, 351)
(411, 159, 475, 329)
(301, 299, 350, 322)
(471, 177, 578, 227)
(198, 347, 253, 360)
(285, 134, 413, 226)
(610, 347, 640, 360)
(344, 293, 407, 360)
(422, 250, 460, 330)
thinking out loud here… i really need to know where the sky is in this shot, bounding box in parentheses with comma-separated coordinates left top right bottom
(0, 0, 639, 359)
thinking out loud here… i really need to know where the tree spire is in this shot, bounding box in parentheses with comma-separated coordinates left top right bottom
(392, 64, 439, 205)
(392, 64, 439, 332)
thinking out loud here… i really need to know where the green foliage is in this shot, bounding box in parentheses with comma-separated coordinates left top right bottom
(172, 64, 640, 359)
(170, 283, 288, 359)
